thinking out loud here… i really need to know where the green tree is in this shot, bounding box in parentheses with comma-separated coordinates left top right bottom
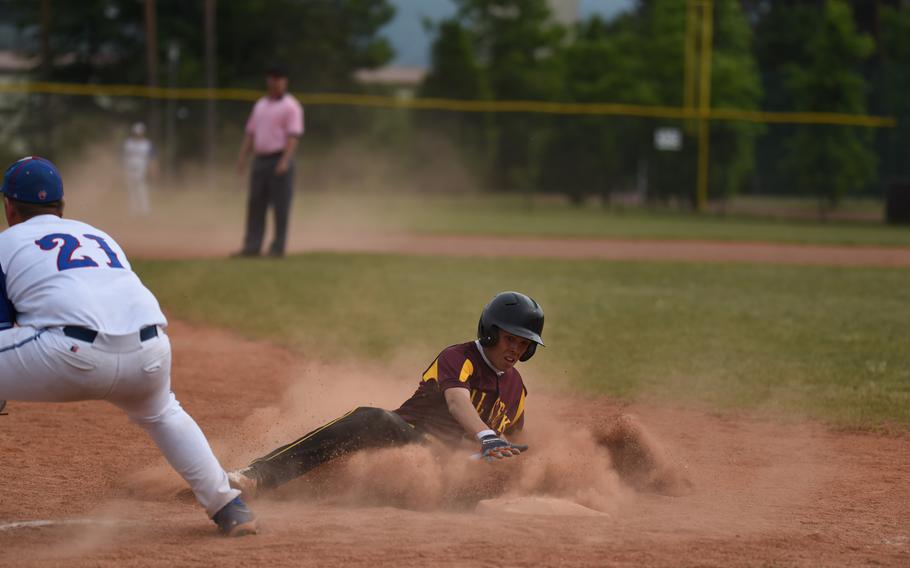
(10, 0, 395, 159)
(13, 0, 394, 89)
(540, 0, 762, 205)
(877, 5, 910, 182)
(538, 16, 657, 203)
(708, 0, 764, 200)
(419, 20, 492, 185)
(424, 0, 565, 191)
(757, 0, 876, 210)
(421, 21, 489, 101)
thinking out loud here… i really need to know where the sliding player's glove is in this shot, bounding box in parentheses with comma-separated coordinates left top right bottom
(479, 432, 527, 462)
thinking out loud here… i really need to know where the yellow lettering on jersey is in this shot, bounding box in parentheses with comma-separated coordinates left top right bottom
(497, 414, 511, 433)
(422, 359, 438, 382)
(458, 359, 474, 383)
(513, 390, 527, 424)
(487, 399, 507, 426)
(473, 391, 487, 412)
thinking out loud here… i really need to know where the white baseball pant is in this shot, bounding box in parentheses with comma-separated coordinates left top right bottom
(0, 325, 239, 516)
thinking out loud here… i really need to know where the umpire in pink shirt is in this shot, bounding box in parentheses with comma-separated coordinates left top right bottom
(235, 65, 304, 257)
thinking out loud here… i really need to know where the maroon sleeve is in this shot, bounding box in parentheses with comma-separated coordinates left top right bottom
(435, 347, 475, 391)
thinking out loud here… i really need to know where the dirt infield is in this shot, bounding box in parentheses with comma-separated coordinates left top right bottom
(1, 322, 907, 567)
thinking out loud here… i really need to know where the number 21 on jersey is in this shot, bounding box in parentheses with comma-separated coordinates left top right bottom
(35, 233, 125, 271)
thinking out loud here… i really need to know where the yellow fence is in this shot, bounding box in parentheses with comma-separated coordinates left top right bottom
(0, 80, 895, 128)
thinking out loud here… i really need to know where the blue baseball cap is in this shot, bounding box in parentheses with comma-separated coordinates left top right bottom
(1, 156, 64, 203)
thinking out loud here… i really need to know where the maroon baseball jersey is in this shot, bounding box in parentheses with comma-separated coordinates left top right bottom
(393, 341, 527, 445)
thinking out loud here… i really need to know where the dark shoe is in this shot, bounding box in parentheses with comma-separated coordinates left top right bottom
(212, 497, 258, 537)
(267, 249, 284, 258)
(230, 250, 260, 259)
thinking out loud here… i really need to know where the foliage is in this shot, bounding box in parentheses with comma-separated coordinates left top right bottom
(756, 0, 876, 210)
(11, 0, 394, 89)
(421, 20, 489, 102)
(537, 0, 762, 205)
(876, 6, 910, 182)
(707, 0, 764, 200)
(8, 0, 395, 159)
(418, 19, 492, 185)
(421, 0, 565, 191)
(538, 16, 654, 203)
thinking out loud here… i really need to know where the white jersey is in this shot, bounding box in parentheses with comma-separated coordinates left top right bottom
(123, 137, 154, 178)
(0, 214, 166, 334)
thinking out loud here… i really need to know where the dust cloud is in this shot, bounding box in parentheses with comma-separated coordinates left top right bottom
(38, 131, 480, 259)
(122, 355, 691, 516)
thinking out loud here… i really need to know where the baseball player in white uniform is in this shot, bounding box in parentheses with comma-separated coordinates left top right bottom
(0, 156, 256, 537)
(121, 122, 155, 216)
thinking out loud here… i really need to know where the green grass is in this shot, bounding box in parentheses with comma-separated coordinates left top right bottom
(288, 193, 910, 247)
(136, 253, 910, 428)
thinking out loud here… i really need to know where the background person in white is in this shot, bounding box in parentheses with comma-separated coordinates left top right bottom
(0, 156, 256, 537)
(234, 64, 304, 258)
(121, 122, 157, 216)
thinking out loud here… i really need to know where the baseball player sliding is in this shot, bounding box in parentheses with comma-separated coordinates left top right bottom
(0, 157, 256, 537)
(228, 291, 542, 495)
(230, 291, 686, 500)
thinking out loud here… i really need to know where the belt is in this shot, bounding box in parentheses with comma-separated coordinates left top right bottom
(254, 151, 284, 160)
(63, 325, 158, 343)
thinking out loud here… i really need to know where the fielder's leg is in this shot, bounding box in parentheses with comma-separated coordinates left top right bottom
(106, 332, 241, 518)
(239, 406, 424, 492)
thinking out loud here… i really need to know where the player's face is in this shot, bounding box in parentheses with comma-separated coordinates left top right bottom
(266, 75, 288, 97)
(487, 331, 532, 372)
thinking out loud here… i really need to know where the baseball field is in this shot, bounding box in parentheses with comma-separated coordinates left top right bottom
(1, 180, 909, 567)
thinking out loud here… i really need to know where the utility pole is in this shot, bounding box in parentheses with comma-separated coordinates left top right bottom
(695, 0, 713, 212)
(39, 0, 52, 154)
(684, 0, 713, 212)
(204, 0, 217, 190)
(40, 0, 51, 76)
(145, 0, 160, 146)
(166, 41, 180, 187)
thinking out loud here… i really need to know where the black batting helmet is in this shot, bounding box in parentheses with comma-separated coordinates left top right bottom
(477, 291, 545, 362)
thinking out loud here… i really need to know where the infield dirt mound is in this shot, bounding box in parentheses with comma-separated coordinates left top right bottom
(0, 321, 908, 567)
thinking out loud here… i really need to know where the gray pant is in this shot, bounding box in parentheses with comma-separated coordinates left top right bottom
(242, 153, 294, 255)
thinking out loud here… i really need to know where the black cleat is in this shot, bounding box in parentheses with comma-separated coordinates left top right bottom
(212, 497, 258, 537)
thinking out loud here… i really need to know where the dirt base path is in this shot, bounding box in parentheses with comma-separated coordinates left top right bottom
(1, 322, 907, 567)
(298, 232, 910, 267)
(108, 228, 910, 267)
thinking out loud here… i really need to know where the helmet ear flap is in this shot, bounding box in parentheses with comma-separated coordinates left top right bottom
(519, 342, 537, 362)
(477, 318, 498, 347)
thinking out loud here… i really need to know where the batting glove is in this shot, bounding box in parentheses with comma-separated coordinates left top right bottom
(477, 430, 525, 462)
